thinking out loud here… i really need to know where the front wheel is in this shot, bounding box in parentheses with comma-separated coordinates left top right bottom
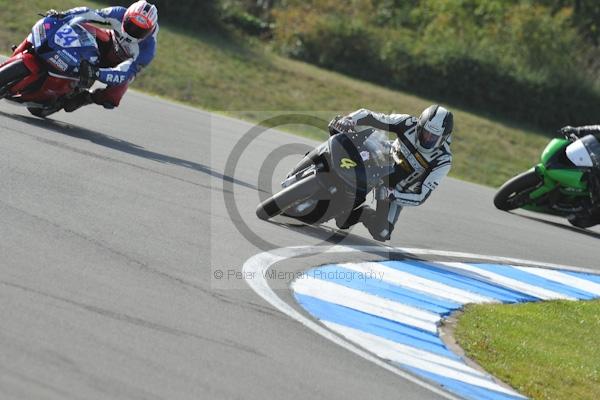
(494, 169, 542, 211)
(0, 59, 30, 98)
(256, 174, 323, 221)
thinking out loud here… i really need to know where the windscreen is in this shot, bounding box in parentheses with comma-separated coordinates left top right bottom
(581, 135, 600, 169)
(71, 24, 96, 47)
(363, 130, 394, 167)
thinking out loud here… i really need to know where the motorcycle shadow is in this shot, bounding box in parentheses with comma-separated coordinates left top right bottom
(266, 216, 390, 248)
(265, 217, 449, 262)
(511, 212, 600, 240)
(0, 110, 259, 191)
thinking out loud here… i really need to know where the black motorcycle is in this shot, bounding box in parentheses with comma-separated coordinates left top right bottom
(256, 128, 395, 225)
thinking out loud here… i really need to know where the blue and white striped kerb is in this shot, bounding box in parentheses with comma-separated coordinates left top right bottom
(292, 260, 600, 400)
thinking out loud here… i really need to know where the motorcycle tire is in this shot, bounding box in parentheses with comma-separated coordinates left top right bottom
(494, 168, 542, 211)
(256, 174, 322, 221)
(282, 200, 330, 224)
(0, 60, 30, 98)
(568, 213, 599, 229)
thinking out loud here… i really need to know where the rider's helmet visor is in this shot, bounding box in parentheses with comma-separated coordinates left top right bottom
(124, 14, 153, 40)
(419, 128, 442, 150)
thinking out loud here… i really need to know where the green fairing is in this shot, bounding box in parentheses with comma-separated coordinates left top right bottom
(541, 138, 568, 164)
(547, 169, 586, 191)
(528, 141, 587, 202)
(496, 135, 595, 223)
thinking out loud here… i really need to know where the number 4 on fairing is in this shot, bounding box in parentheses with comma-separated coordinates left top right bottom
(256, 128, 395, 226)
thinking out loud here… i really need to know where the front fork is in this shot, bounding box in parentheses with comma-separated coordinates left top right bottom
(2, 51, 43, 97)
(529, 165, 554, 201)
(283, 145, 328, 188)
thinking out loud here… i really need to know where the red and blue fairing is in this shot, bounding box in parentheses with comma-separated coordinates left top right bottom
(30, 16, 100, 78)
(1, 15, 100, 105)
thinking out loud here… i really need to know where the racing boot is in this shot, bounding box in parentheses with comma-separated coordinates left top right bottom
(63, 91, 93, 113)
(358, 207, 385, 239)
(361, 201, 402, 242)
(335, 206, 366, 230)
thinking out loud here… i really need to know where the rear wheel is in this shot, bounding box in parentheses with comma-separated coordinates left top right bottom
(568, 215, 596, 229)
(0, 60, 30, 98)
(494, 169, 543, 211)
(256, 174, 323, 221)
(568, 208, 600, 229)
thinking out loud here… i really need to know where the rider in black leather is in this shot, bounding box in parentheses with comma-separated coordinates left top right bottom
(328, 105, 454, 242)
(559, 125, 600, 215)
(559, 125, 600, 141)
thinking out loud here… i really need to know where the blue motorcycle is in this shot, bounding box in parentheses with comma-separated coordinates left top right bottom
(0, 14, 101, 117)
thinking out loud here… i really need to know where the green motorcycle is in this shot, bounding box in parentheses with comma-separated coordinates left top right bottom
(494, 135, 600, 228)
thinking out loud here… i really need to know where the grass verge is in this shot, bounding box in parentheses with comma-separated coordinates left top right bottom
(455, 300, 600, 400)
(0, 0, 552, 187)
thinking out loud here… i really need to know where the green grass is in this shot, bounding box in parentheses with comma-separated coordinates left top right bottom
(455, 300, 600, 400)
(0, 0, 552, 187)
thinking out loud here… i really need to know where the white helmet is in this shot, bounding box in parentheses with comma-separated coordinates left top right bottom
(416, 105, 454, 153)
(122, 1, 158, 42)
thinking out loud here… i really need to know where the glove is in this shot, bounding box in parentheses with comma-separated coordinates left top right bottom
(79, 61, 98, 88)
(45, 9, 66, 19)
(328, 116, 356, 136)
(558, 125, 579, 140)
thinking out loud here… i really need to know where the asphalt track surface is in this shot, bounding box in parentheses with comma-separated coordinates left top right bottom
(0, 90, 598, 400)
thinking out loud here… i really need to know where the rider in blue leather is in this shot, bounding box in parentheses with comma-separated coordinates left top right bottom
(45, 1, 159, 112)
